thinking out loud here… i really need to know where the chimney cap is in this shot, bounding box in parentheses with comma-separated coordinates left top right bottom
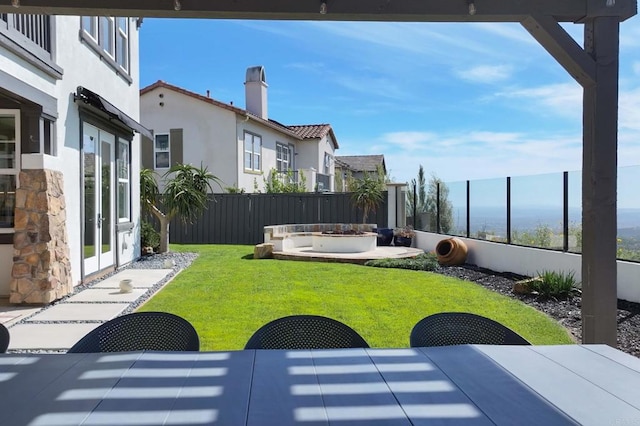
(246, 66, 266, 84)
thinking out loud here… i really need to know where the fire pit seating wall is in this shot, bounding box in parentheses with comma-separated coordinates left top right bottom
(264, 224, 378, 252)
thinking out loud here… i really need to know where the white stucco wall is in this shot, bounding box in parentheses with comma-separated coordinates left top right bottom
(0, 16, 142, 295)
(141, 88, 238, 190)
(416, 231, 640, 304)
(236, 120, 299, 193)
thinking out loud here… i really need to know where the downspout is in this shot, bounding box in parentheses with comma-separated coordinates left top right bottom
(237, 113, 250, 187)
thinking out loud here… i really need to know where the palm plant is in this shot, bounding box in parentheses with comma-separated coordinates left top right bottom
(141, 164, 221, 253)
(351, 173, 385, 223)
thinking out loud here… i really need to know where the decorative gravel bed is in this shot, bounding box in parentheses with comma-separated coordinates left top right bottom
(434, 264, 640, 358)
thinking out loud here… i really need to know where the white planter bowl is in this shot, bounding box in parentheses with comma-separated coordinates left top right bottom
(119, 279, 134, 293)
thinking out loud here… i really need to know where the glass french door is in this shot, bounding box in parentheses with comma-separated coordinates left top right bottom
(83, 123, 115, 275)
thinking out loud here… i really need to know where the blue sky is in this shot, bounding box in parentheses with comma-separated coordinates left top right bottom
(140, 17, 640, 185)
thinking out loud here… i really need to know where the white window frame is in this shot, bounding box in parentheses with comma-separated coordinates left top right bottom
(116, 17, 129, 71)
(0, 109, 20, 231)
(81, 16, 98, 41)
(99, 16, 115, 59)
(244, 131, 262, 172)
(39, 116, 56, 156)
(117, 138, 130, 222)
(154, 133, 170, 169)
(276, 142, 291, 172)
(324, 153, 333, 175)
(81, 15, 130, 73)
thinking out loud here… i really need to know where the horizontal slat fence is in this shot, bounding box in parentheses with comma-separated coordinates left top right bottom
(162, 192, 388, 245)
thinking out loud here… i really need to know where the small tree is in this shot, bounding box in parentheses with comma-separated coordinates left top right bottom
(351, 172, 385, 223)
(264, 168, 307, 193)
(141, 164, 221, 253)
(406, 165, 427, 227)
(426, 174, 454, 233)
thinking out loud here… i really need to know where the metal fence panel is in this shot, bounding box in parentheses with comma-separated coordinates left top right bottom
(160, 192, 388, 245)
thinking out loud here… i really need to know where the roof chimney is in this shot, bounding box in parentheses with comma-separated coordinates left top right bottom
(245, 66, 268, 119)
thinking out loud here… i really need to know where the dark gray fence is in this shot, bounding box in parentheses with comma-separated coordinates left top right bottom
(166, 192, 388, 245)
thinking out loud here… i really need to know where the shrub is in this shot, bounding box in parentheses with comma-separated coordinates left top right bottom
(530, 270, 577, 298)
(141, 220, 160, 252)
(365, 253, 439, 271)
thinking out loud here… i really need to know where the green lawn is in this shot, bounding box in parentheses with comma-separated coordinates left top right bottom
(138, 244, 575, 350)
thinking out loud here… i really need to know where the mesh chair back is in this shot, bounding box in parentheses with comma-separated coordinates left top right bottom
(0, 323, 9, 353)
(410, 312, 530, 347)
(67, 312, 199, 353)
(245, 315, 370, 350)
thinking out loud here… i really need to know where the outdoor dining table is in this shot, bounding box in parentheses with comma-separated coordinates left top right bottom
(0, 344, 638, 425)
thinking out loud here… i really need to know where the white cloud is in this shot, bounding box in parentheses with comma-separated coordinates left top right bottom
(373, 129, 584, 183)
(620, 16, 640, 50)
(495, 82, 582, 119)
(455, 65, 513, 84)
(620, 87, 640, 131)
(379, 131, 439, 151)
(471, 23, 537, 46)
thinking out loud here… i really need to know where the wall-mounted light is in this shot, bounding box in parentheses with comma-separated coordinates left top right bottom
(467, 0, 476, 15)
(11, 0, 20, 8)
(606, 0, 616, 6)
(320, 0, 327, 15)
(173, 0, 182, 11)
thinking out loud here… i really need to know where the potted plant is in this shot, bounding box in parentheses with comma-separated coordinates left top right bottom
(393, 226, 416, 247)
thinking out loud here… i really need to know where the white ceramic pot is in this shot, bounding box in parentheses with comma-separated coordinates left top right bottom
(119, 279, 134, 293)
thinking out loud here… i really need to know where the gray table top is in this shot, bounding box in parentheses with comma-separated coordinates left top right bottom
(0, 344, 638, 425)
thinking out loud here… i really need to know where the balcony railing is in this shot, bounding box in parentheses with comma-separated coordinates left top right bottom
(408, 165, 640, 262)
(316, 173, 331, 192)
(1, 13, 51, 53)
(275, 170, 299, 185)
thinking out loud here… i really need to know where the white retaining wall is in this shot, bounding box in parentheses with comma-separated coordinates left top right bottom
(417, 231, 640, 304)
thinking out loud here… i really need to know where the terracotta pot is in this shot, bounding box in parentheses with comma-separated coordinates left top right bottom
(436, 237, 468, 266)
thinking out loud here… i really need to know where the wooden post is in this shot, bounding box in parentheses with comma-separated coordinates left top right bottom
(581, 17, 620, 345)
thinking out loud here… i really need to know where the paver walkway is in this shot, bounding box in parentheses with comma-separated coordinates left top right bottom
(2, 269, 173, 352)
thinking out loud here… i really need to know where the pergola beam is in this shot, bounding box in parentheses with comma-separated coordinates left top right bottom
(521, 15, 597, 87)
(0, 0, 635, 22)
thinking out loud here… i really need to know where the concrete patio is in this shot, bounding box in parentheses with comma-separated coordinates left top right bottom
(0, 269, 173, 352)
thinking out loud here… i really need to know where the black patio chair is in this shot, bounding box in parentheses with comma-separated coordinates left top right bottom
(410, 312, 531, 347)
(0, 323, 9, 353)
(67, 312, 200, 353)
(245, 315, 370, 350)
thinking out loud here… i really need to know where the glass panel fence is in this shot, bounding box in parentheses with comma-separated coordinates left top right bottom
(567, 170, 582, 253)
(510, 172, 564, 250)
(469, 177, 507, 242)
(618, 165, 640, 261)
(445, 180, 467, 237)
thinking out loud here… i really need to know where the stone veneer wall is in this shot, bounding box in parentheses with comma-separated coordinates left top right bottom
(10, 169, 73, 304)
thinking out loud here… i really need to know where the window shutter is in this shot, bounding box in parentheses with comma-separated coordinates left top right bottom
(170, 128, 183, 166)
(141, 135, 154, 170)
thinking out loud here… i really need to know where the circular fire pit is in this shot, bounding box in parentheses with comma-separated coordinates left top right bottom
(311, 231, 377, 253)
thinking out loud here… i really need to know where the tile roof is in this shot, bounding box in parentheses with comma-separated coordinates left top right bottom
(288, 124, 339, 149)
(288, 124, 331, 139)
(140, 80, 303, 140)
(335, 155, 386, 173)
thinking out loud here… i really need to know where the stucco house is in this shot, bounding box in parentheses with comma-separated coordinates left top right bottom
(335, 155, 387, 191)
(0, 13, 148, 303)
(140, 66, 338, 193)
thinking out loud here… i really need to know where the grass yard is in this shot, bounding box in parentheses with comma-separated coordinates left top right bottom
(138, 244, 575, 350)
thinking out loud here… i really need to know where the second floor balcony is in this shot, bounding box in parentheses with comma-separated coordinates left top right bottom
(0, 12, 60, 78)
